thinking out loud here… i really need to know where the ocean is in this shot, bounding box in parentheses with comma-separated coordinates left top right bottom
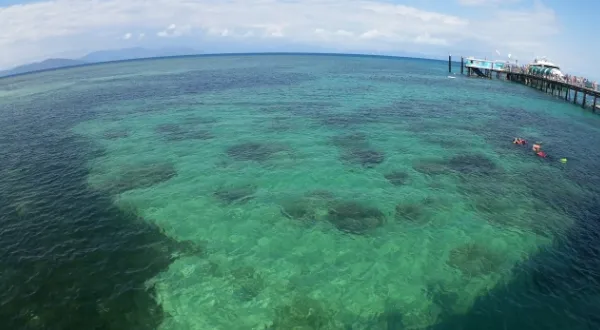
(1, 54, 600, 329)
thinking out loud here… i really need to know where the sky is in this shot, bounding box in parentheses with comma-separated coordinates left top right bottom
(0, 0, 597, 79)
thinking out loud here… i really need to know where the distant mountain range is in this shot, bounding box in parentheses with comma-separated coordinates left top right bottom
(0, 47, 199, 77)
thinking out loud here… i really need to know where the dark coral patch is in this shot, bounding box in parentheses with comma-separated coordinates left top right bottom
(384, 171, 410, 186)
(364, 302, 405, 330)
(280, 200, 317, 221)
(340, 148, 385, 168)
(230, 265, 265, 301)
(320, 115, 364, 128)
(413, 154, 499, 178)
(446, 153, 498, 175)
(154, 123, 214, 141)
(423, 135, 465, 149)
(412, 159, 448, 176)
(183, 116, 218, 125)
(330, 132, 369, 149)
(262, 116, 298, 133)
(155, 123, 181, 133)
(447, 243, 504, 276)
(225, 142, 288, 162)
(279, 190, 337, 222)
(471, 195, 515, 215)
(103, 129, 130, 140)
(326, 201, 386, 234)
(304, 190, 336, 201)
(424, 281, 459, 318)
(167, 129, 214, 142)
(171, 239, 206, 258)
(395, 203, 426, 223)
(101, 163, 177, 194)
(213, 184, 257, 204)
(267, 296, 337, 330)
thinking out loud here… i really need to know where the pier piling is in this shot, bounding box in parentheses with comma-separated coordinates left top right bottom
(460, 55, 600, 114)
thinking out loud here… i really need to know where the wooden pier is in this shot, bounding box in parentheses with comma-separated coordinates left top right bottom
(448, 55, 600, 113)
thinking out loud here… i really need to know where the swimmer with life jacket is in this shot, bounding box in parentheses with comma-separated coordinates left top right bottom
(531, 142, 547, 158)
(513, 137, 527, 145)
(512, 138, 566, 162)
(513, 138, 549, 158)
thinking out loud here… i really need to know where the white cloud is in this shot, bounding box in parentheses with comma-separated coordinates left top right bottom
(0, 0, 565, 71)
(157, 23, 191, 38)
(414, 34, 448, 46)
(138, 33, 145, 40)
(122, 32, 132, 40)
(458, 0, 521, 6)
(465, 2, 559, 60)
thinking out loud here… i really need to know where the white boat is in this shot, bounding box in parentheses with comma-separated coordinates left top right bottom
(528, 57, 564, 78)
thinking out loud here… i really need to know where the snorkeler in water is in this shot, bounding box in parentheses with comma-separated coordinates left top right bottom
(512, 139, 561, 161)
(513, 137, 527, 145)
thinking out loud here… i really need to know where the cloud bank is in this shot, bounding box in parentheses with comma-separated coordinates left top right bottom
(0, 0, 563, 70)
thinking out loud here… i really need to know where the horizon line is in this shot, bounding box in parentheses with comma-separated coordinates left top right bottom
(0, 51, 461, 79)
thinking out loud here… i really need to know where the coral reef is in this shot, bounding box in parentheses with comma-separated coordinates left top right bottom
(340, 148, 385, 168)
(172, 239, 206, 258)
(446, 153, 498, 175)
(423, 281, 459, 319)
(280, 200, 317, 222)
(384, 171, 410, 186)
(412, 159, 448, 176)
(230, 265, 266, 301)
(102, 129, 130, 140)
(326, 200, 386, 234)
(364, 304, 405, 330)
(154, 123, 214, 141)
(280, 190, 337, 223)
(413, 153, 499, 178)
(330, 132, 369, 149)
(225, 142, 288, 162)
(395, 202, 429, 224)
(447, 243, 504, 277)
(266, 296, 339, 330)
(320, 114, 368, 128)
(213, 184, 257, 204)
(100, 163, 177, 195)
(183, 116, 218, 125)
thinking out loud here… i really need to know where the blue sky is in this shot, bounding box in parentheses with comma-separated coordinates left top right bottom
(0, 0, 597, 80)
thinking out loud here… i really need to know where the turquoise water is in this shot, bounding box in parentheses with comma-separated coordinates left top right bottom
(1, 54, 600, 329)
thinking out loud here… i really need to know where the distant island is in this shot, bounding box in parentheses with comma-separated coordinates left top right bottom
(0, 47, 199, 78)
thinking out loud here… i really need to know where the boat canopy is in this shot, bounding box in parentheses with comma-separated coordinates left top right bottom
(529, 66, 554, 76)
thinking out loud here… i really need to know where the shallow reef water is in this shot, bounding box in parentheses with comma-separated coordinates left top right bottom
(1, 54, 600, 329)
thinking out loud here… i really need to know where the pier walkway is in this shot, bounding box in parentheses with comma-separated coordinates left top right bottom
(450, 56, 600, 112)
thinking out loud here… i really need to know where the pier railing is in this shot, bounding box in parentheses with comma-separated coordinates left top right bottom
(452, 55, 600, 112)
(505, 64, 599, 92)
